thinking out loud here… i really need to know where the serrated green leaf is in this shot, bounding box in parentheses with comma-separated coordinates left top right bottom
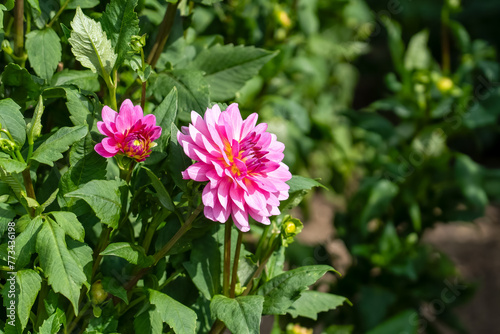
(68, 7, 117, 77)
(49, 211, 85, 242)
(257, 265, 338, 315)
(101, 277, 128, 304)
(286, 291, 349, 320)
(192, 44, 277, 101)
(43, 86, 95, 126)
(27, 95, 44, 145)
(37, 188, 59, 215)
(183, 232, 221, 300)
(404, 30, 431, 71)
(152, 70, 209, 120)
(51, 69, 100, 92)
(210, 295, 264, 334)
(39, 308, 65, 334)
(100, 0, 139, 68)
(65, 179, 125, 229)
(167, 124, 190, 192)
(148, 289, 198, 334)
(0, 98, 25, 147)
(15, 270, 42, 330)
(152, 87, 178, 151)
(67, 238, 93, 286)
(36, 217, 88, 315)
(133, 303, 163, 334)
(15, 216, 43, 269)
(30, 125, 88, 166)
(1, 63, 42, 107)
(0, 158, 27, 174)
(142, 167, 175, 212)
(26, 28, 62, 81)
(287, 175, 325, 193)
(100, 242, 153, 267)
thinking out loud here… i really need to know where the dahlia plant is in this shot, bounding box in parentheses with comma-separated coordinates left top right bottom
(0, 1, 348, 334)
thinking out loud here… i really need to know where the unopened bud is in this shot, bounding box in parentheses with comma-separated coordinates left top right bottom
(130, 34, 147, 53)
(90, 280, 108, 305)
(2, 40, 12, 54)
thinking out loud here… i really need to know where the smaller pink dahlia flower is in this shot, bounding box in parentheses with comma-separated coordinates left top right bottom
(95, 99, 161, 162)
(178, 103, 292, 232)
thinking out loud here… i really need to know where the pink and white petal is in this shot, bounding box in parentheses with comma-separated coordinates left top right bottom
(102, 106, 118, 123)
(231, 203, 250, 232)
(225, 103, 242, 140)
(202, 184, 217, 207)
(94, 143, 116, 158)
(116, 100, 136, 132)
(229, 184, 245, 211)
(101, 137, 120, 154)
(142, 114, 157, 129)
(182, 162, 211, 181)
(217, 179, 231, 209)
(248, 209, 271, 225)
(204, 205, 217, 222)
(97, 121, 114, 137)
(133, 105, 144, 120)
(213, 201, 231, 223)
(241, 113, 258, 139)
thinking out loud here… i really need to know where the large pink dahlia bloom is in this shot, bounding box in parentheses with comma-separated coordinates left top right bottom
(178, 104, 292, 232)
(95, 99, 161, 162)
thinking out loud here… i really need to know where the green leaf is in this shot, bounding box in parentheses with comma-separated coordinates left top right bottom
(27, 95, 44, 146)
(36, 217, 88, 315)
(26, 28, 62, 81)
(67, 0, 100, 9)
(210, 295, 264, 334)
(30, 125, 88, 166)
(167, 124, 190, 192)
(67, 238, 93, 286)
(152, 87, 178, 151)
(455, 154, 488, 210)
(65, 179, 125, 229)
(191, 44, 277, 101)
(183, 232, 221, 300)
(100, 0, 139, 68)
(257, 265, 338, 315)
(16, 269, 42, 330)
(100, 242, 153, 267)
(286, 291, 349, 320)
(15, 216, 43, 269)
(152, 70, 209, 120)
(404, 30, 431, 71)
(49, 211, 85, 242)
(68, 7, 117, 78)
(366, 310, 418, 334)
(280, 175, 325, 211)
(381, 18, 406, 79)
(0, 158, 27, 174)
(43, 86, 96, 126)
(358, 180, 398, 235)
(134, 303, 163, 334)
(101, 277, 128, 304)
(142, 167, 175, 212)
(39, 308, 65, 334)
(58, 133, 107, 209)
(148, 289, 198, 334)
(0, 98, 25, 147)
(51, 69, 100, 92)
(1, 63, 42, 107)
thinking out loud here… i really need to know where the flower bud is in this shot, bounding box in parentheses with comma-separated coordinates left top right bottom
(277, 10, 291, 28)
(2, 40, 12, 54)
(437, 77, 454, 93)
(130, 34, 147, 53)
(0, 138, 17, 153)
(90, 280, 108, 305)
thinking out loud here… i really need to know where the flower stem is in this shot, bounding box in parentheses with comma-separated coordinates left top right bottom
(91, 227, 112, 279)
(441, 4, 451, 75)
(21, 168, 36, 217)
(147, 2, 178, 68)
(223, 221, 232, 297)
(13, 0, 24, 60)
(230, 230, 243, 298)
(66, 301, 91, 334)
(142, 209, 169, 253)
(209, 320, 226, 334)
(140, 48, 146, 110)
(152, 203, 203, 264)
(47, 0, 70, 28)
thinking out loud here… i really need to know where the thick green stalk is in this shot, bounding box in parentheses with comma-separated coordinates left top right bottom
(147, 2, 178, 68)
(223, 222, 232, 297)
(230, 230, 243, 298)
(14, 0, 24, 58)
(47, 0, 70, 28)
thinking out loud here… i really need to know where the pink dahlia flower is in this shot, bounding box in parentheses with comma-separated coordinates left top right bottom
(178, 104, 292, 232)
(95, 99, 161, 162)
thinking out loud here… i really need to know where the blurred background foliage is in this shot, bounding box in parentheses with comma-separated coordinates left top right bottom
(168, 0, 499, 333)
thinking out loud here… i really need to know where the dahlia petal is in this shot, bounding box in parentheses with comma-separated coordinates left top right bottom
(142, 114, 157, 129)
(241, 113, 258, 139)
(231, 203, 250, 232)
(150, 126, 162, 141)
(202, 184, 217, 207)
(248, 209, 271, 225)
(102, 106, 117, 123)
(204, 205, 216, 222)
(213, 201, 230, 223)
(97, 121, 114, 137)
(183, 162, 211, 181)
(226, 103, 242, 140)
(230, 184, 245, 211)
(95, 143, 116, 158)
(116, 100, 136, 132)
(101, 137, 120, 154)
(134, 105, 144, 120)
(217, 179, 231, 209)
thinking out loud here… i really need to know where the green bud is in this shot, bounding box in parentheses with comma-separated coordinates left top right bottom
(0, 138, 17, 153)
(437, 77, 454, 93)
(2, 40, 12, 54)
(130, 34, 147, 53)
(91, 280, 108, 305)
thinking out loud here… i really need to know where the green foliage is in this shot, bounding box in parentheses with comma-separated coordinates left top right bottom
(25, 28, 62, 81)
(210, 295, 264, 334)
